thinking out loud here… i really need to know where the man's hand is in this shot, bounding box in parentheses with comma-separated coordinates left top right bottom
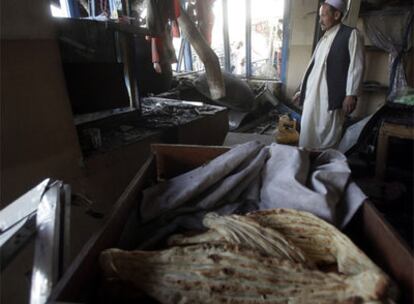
(342, 96, 357, 115)
(292, 91, 301, 107)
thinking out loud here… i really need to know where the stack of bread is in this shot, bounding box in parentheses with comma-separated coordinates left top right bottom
(100, 209, 398, 303)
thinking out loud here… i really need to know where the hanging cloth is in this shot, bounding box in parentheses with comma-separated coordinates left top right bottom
(146, 0, 180, 73)
(363, 8, 413, 101)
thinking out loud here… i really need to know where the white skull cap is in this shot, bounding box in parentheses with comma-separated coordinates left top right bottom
(325, 0, 346, 12)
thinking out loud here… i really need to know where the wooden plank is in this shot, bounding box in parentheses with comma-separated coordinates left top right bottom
(381, 122, 414, 139)
(151, 144, 230, 180)
(362, 202, 414, 304)
(49, 156, 156, 302)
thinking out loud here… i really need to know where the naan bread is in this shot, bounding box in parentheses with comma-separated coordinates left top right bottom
(247, 209, 381, 275)
(100, 209, 398, 303)
(100, 243, 389, 304)
(169, 212, 311, 267)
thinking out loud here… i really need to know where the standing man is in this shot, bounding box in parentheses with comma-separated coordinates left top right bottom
(293, 0, 364, 149)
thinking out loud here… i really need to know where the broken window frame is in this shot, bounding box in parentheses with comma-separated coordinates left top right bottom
(175, 0, 288, 82)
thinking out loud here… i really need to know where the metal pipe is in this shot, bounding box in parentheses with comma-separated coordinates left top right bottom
(245, 0, 252, 77)
(281, 0, 290, 85)
(222, 0, 231, 72)
(177, 38, 185, 72)
(183, 40, 193, 71)
(89, 0, 95, 17)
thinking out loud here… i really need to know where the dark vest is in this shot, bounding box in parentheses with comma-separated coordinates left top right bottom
(300, 24, 354, 110)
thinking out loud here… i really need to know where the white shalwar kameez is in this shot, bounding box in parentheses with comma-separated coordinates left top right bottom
(299, 24, 364, 150)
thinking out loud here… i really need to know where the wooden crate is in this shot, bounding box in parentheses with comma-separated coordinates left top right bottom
(49, 144, 414, 303)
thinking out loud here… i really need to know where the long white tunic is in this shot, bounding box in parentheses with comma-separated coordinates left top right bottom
(299, 24, 364, 150)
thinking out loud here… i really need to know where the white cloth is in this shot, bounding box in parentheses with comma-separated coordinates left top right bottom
(136, 142, 367, 248)
(259, 144, 365, 228)
(299, 24, 364, 150)
(140, 141, 266, 223)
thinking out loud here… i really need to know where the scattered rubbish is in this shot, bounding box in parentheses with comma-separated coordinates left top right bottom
(228, 110, 249, 131)
(82, 128, 102, 149)
(119, 125, 134, 132)
(194, 71, 255, 112)
(258, 123, 272, 135)
(72, 193, 104, 219)
(77, 98, 224, 155)
(255, 86, 279, 107)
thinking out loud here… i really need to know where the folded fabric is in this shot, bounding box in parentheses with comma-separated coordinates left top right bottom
(140, 141, 265, 223)
(137, 141, 366, 248)
(260, 144, 363, 228)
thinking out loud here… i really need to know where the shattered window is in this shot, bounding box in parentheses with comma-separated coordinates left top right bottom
(173, 0, 222, 73)
(173, 0, 285, 80)
(226, 0, 247, 76)
(50, 0, 70, 17)
(52, 0, 285, 80)
(251, 0, 284, 79)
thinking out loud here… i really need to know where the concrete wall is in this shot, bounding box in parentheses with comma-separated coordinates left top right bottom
(1, 39, 85, 201)
(1, 0, 85, 206)
(1, 0, 55, 39)
(285, 0, 319, 98)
